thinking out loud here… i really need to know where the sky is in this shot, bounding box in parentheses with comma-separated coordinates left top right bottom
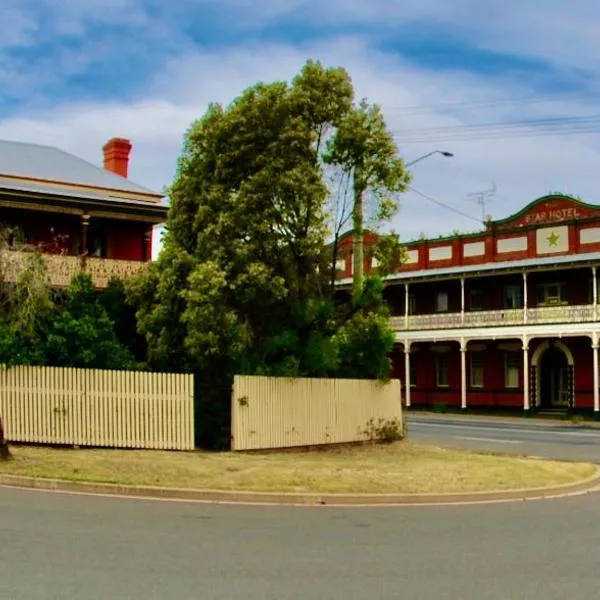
(2, 0, 600, 253)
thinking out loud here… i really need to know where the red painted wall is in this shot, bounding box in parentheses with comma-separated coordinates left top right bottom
(392, 337, 595, 410)
(107, 221, 146, 261)
(336, 195, 600, 280)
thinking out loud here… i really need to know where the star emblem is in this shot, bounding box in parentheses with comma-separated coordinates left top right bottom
(547, 232, 560, 247)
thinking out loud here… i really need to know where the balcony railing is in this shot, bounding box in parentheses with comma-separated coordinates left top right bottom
(0, 250, 148, 290)
(390, 304, 597, 331)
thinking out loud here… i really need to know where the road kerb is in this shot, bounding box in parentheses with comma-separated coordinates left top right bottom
(0, 469, 599, 507)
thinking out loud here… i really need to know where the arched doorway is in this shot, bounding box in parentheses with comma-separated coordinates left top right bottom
(539, 344, 572, 408)
(529, 340, 575, 409)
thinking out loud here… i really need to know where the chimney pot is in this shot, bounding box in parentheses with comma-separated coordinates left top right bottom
(103, 137, 132, 178)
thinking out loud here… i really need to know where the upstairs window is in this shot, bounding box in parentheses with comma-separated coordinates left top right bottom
(435, 291, 449, 313)
(536, 283, 567, 306)
(469, 289, 483, 311)
(408, 293, 417, 315)
(504, 284, 522, 309)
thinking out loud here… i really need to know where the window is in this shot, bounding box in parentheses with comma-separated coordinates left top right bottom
(436, 356, 449, 387)
(504, 285, 522, 309)
(408, 293, 417, 315)
(469, 289, 483, 311)
(409, 357, 417, 388)
(435, 291, 449, 313)
(536, 283, 566, 305)
(470, 354, 484, 388)
(505, 353, 519, 388)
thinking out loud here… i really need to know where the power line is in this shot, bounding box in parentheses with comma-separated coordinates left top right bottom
(397, 124, 600, 144)
(408, 187, 483, 224)
(383, 92, 600, 114)
(393, 114, 600, 137)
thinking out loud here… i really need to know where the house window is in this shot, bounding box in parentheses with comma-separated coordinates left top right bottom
(470, 353, 484, 388)
(505, 353, 519, 388)
(536, 283, 566, 306)
(435, 291, 449, 313)
(409, 357, 417, 388)
(436, 356, 449, 387)
(408, 293, 417, 315)
(469, 289, 483, 311)
(504, 285, 522, 309)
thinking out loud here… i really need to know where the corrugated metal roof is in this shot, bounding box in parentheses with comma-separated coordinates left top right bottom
(337, 251, 600, 286)
(0, 179, 169, 212)
(0, 139, 160, 196)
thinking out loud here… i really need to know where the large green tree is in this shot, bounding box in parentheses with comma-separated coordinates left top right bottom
(131, 61, 354, 376)
(130, 61, 406, 447)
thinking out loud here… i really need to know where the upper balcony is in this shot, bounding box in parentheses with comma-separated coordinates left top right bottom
(391, 304, 597, 332)
(386, 264, 600, 333)
(1, 250, 148, 289)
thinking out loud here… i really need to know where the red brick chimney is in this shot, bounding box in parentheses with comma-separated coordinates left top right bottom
(103, 137, 132, 178)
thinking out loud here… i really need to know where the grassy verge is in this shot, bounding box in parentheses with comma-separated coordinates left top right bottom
(0, 442, 595, 494)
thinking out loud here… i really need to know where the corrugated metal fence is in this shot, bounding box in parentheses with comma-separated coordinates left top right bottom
(231, 375, 402, 451)
(0, 366, 194, 450)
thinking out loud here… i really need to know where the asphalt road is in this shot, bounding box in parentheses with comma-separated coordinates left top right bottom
(407, 413, 600, 463)
(2, 486, 600, 600)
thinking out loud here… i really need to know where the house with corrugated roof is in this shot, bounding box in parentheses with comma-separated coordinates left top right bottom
(0, 137, 168, 289)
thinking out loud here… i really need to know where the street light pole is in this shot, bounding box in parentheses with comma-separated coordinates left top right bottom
(405, 150, 454, 167)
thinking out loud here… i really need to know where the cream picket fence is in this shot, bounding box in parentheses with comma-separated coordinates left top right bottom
(0, 366, 194, 450)
(231, 375, 402, 451)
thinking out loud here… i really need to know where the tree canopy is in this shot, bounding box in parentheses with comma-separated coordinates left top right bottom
(129, 60, 406, 447)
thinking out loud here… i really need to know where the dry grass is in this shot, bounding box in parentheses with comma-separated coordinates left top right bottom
(0, 442, 595, 494)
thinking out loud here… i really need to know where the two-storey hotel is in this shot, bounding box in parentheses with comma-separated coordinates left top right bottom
(338, 194, 600, 413)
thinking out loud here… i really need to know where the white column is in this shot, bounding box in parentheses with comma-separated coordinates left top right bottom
(523, 272, 528, 323)
(593, 267, 597, 321)
(404, 283, 409, 329)
(523, 338, 530, 411)
(460, 339, 467, 410)
(593, 336, 599, 413)
(404, 341, 411, 408)
(460, 278, 465, 325)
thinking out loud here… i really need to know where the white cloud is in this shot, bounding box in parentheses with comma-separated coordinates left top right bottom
(1, 30, 600, 247)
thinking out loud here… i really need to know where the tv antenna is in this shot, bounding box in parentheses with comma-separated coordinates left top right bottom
(467, 184, 496, 222)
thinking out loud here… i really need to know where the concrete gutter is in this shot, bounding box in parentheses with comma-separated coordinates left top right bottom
(1, 469, 599, 507)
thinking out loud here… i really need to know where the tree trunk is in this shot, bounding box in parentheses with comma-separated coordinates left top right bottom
(352, 187, 364, 300)
(0, 416, 10, 460)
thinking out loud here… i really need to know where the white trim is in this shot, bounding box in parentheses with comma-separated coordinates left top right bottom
(337, 250, 600, 286)
(531, 340, 574, 367)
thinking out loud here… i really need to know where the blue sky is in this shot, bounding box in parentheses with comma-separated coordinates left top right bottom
(1, 0, 600, 250)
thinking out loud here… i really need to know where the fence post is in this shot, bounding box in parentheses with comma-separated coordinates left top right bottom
(0, 416, 10, 459)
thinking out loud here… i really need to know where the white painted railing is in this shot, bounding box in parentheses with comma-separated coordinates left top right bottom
(390, 304, 597, 331)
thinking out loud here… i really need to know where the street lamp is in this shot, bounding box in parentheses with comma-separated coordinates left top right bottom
(405, 150, 454, 167)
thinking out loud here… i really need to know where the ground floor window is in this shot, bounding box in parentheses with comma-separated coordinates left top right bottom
(470, 353, 484, 388)
(436, 355, 449, 387)
(409, 356, 417, 388)
(505, 352, 519, 388)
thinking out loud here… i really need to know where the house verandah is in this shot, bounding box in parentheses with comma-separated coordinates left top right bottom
(391, 328, 600, 413)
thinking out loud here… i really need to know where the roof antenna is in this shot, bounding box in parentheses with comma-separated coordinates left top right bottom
(467, 184, 496, 223)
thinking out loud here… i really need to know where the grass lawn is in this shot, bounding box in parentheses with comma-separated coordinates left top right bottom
(0, 442, 596, 494)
